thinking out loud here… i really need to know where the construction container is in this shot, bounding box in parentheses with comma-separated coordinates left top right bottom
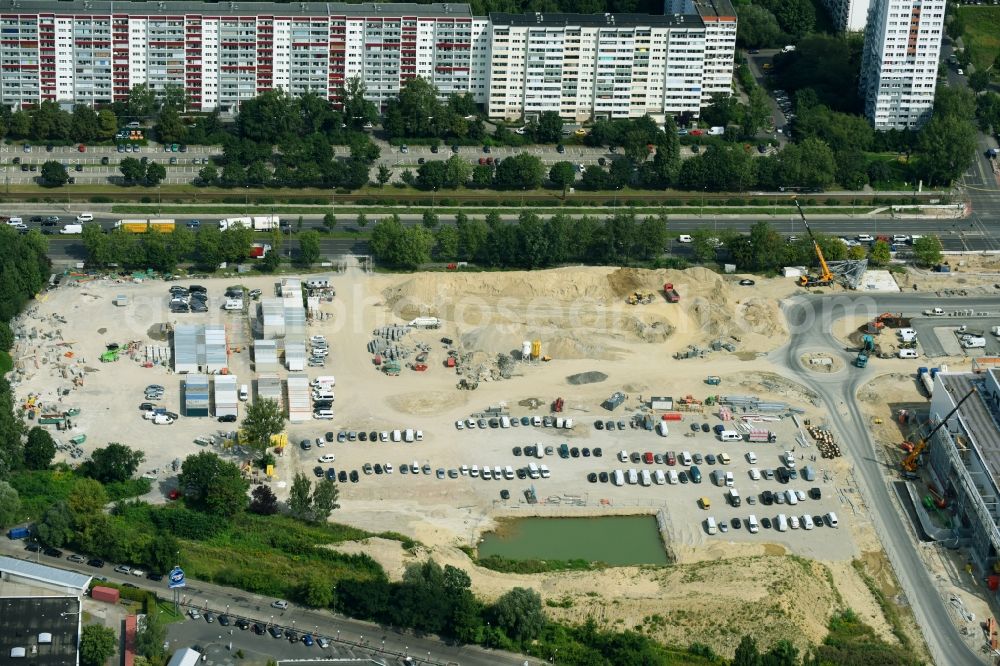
(661, 412, 683, 421)
(91, 586, 120, 604)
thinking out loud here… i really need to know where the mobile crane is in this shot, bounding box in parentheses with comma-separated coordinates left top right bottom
(794, 199, 834, 287)
(901, 387, 976, 472)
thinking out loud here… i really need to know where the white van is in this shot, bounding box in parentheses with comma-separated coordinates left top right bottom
(654, 469, 666, 485)
(391, 430, 402, 442)
(777, 513, 788, 532)
(963, 337, 986, 349)
(76, 212, 94, 222)
(898, 348, 920, 358)
(500, 416, 510, 428)
(898, 328, 917, 342)
(802, 514, 814, 530)
(785, 489, 798, 505)
(539, 465, 550, 478)
(613, 469, 625, 486)
(504, 466, 515, 480)
(668, 469, 679, 484)
(470, 465, 479, 478)
(306, 278, 330, 289)
(318, 454, 336, 463)
(719, 430, 742, 442)
(640, 469, 651, 486)
(747, 515, 759, 533)
(482, 467, 492, 480)
(627, 468, 638, 484)
(724, 471, 734, 487)
(705, 517, 718, 535)
(528, 463, 540, 479)
(680, 451, 692, 466)
(311, 376, 336, 387)
(825, 511, 839, 527)
(239, 384, 249, 401)
(562, 418, 574, 429)
(312, 390, 334, 401)
(404, 429, 415, 442)
(313, 409, 334, 420)
(656, 421, 669, 437)
(555, 417, 565, 429)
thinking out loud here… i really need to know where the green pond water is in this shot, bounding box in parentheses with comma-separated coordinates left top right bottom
(478, 515, 668, 565)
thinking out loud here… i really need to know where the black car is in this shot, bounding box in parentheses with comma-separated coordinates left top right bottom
(814, 515, 825, 527)
(374, 463, 383, 475)
(349, 470, 359, 483)
(556, 144, 565, 153)
(251, 623, 265, 635)
(338, 470, 348, 483)
(678, 471, 689, 484)
(43, 546, 63, 558)
(218, 414, 237, 423)
(236, 618, 250, 630)
(218, 615, 231, 626)
(190, 292, 208, 301)
(140, 402, 155, 411)
(286, 630, 299, 643)
(587, 473, 598, 483)
(369, 431, 378, 442)
(690, 423, 699, 432)
(500, 489, 510, 500)
(451, 144, 459, 153)
(776, 467, 790, 483)
(313, 466, 323, 477)
(512, 446, 522, 456)
(488, 418, 499, 428)
(123, 582, 138, 589)
(705, 454, 717, 465)
(24, 543, 42, 553)
(29, 216, 42, 223)
(593, 447, 603, 457)
(146, 573, 164, 581)
(88, 558, 105, 568)
(358, 431, 368, 442)
(524, 445, 535, 457)
(268, 626, 284, 639)
(598, 471, 609, 483)
(761, 517, 772, 529)
(188, 284, 207, 293)
(701, 423, 710, 433)
(570, 447, 579, 458)
(516, 468, 527, 479)
(326, 468, 336, 481)
(761, 490, 774, 505)
(731, 518, 741, 529)
(629, 452, 641, 463)
(325, 431, 335, 442)
(595, 420, 604, 430)
(582, 447, 590, 457)
(809, 487, 822, 500)
(430, 144, 439, 153)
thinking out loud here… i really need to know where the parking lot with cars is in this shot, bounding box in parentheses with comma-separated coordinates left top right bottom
(909, 314, 1000, 357)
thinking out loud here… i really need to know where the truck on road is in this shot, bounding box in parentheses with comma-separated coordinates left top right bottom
(115, 218, 175, 233)
(408, 317, 442, 329)
(663, 283, 680, 303)
(923, 307, 946, 316)
(6, 526, 29, 540)
(218, 215, 281, 231)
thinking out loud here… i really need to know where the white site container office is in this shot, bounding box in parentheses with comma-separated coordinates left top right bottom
(286, 373, 311, 423)
(214, 375, 238, 418)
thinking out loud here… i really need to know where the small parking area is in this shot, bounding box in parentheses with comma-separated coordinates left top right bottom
(910, 315, 1000, 357)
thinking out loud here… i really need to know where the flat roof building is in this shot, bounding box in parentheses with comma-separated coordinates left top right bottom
(0, 556, 91, 597)
(0, 597, 82, 666)
(172, 325, 228, 374)
(926, 363, 1000, 575)
(183, 374, 210, 417)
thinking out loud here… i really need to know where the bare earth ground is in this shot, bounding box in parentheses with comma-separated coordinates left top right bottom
(5, 265, 946, 658)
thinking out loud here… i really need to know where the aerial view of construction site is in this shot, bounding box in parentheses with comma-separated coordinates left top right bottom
(7, 219, 1000, 665)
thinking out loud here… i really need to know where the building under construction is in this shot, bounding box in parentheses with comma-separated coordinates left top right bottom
(925, 360, 1000, 576)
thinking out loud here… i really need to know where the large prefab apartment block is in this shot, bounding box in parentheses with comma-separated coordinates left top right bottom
(0, 1, 735, 122)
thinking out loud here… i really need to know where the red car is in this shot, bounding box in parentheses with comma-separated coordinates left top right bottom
(689, 129, 704, 136)
(643, 451, 654, 464)
(666, 451, 677, 465)
(77, 144, 86, 152)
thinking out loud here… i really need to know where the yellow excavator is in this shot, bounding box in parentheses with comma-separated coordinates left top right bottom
(794, 199, 834, 288)
(901, 388, 976, 472)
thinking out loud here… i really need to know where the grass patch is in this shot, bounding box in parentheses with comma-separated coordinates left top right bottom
(475, 553, 604, 574)
(957, 6, 1000, 71)
(0, 350, 11, 374)
(8, 469, 79, 519)
(104, 478, 152, 502)
(852, 559, 912, 651)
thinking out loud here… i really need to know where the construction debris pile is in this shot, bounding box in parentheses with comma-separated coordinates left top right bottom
(808, 425, 843, 459)
(368, 325, 415, 362)
(673, 338, 739, 360)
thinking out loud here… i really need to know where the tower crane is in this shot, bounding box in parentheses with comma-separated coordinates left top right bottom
(901, 388, 976, 472)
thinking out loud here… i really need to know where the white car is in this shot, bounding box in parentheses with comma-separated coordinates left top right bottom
(310, 335, 327, 345)
(795, 489, 806, 502)
(749, 468, 761, 481)
(856, 234, 873, 242)
(789, 515, 800, 529)
(892, 234, 909, 243)
(618, 450, 629, 462)
(311, 348, 329, 357)
(898, 348, 919, 359)
(465, 418, 476, 429)
(455, 420, 464, 430)
(678, 234, 693, 243)
(76, 212, 94, 222)
(783, 451, 796, 468)
(270, 600, 289, 610)
(318, 454, 336, 463)
(746, 451, 757, 464)
(384, 463, 393, 474)
(802, 514, 815, 530)
(153, 414, 175, 425)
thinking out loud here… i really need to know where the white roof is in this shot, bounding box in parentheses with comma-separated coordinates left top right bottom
(0, 555, 91, 592)
(167, 647, 203, 666)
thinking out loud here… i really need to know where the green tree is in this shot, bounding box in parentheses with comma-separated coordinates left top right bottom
(340, 76, 379, 130)
(376, 164, 392, 187)
(383, 76, 443, 139)
(847, 244, 867, 260)
(96, 109, 118, 141)
(532, 111, 563, 143)
(702, 92, 742, 128)
(119, 157, 146, 185)
(194, 225, 224, 269)
(135, 606, 168, 660)
(489, 587, 546, 643)
(548, 161, 576, 196)
(470, 164, 493, 188)
(146, 533, 180, 574)
(80, 443, 144, 484)
(288, 472, 313, 521)
(869, 239, 892, 266)
(733, 635, 762, 666)
(0, 481, 21, 528)
(249, 485, 278, 515)
(196, 164, 218, 186)
(356, 212, 368, 229)
(917, 114, 977, 185)
(913, 235, 943, 267)
(299, 573, 335, 607)
(71, 105, 100, 143)
(494, 154, 545, 190)
(241, 398, 285, 457)
(40, 160, 69, 187)
(309, 479, 340, 523)
(36, 501, 73, 547)
(0, 321, 12, 353)
(636, 213, 669, 261)
(24, 426, 56, 469)
(691, 228, 719, 263)
(421, 210, 439, 230)
(322, 211, 337, 232)
(298, 230, 321, 266)
(456, 214, 487, 261)
(80, 624, 117, 666)
(143, 161, 166, 187)
(178, 451, 249, 516)
(156, 106, 186, 144)
(416, 160, 448, 190)
(748, 220, 786, 271)
(434, 225, 459, 261)
(969, 70, 992, 94)
(443, 155, 471, 189)
(127, 83, 157, 119)
(737, 5, 781, 49)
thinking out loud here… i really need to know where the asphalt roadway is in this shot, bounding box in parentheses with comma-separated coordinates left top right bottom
(780, 293, 1000, 666)
(0, 538, 533, 666)
(23, 211, 999, 264)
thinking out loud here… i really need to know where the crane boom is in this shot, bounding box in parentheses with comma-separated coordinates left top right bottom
(901, 387, 977, 472)
(794, 199, 833, 286)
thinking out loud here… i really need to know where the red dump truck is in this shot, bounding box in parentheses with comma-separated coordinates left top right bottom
(663, 283, 680, 303)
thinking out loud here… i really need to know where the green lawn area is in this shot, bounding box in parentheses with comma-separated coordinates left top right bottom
(0, 351, 11, 375)
(958, 6, 1000, 71)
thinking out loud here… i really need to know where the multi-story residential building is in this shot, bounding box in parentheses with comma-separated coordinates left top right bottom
(821, 0, 871, 32)
(859, 0, 945, 130)
(489, 1, 736, 121)
(0, 1, 736, 121)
